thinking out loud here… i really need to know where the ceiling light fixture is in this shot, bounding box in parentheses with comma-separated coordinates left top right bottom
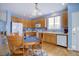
(32, 3, 42, 17)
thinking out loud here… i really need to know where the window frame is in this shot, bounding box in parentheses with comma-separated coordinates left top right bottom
(47, 15, 62, 30)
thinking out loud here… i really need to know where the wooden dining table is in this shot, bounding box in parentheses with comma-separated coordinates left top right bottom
(23, 41, 41, 55)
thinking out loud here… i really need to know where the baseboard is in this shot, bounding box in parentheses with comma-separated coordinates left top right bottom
(43, 41, 57, 45)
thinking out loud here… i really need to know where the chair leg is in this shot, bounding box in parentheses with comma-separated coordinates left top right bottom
(23, 47, 24, 56)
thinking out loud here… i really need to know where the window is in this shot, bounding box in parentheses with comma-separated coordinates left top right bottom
(48, 17, 54, 29)
(48, 16, 61, 30)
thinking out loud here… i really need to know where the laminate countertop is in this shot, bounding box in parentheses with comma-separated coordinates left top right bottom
(25, 30, 68, 36)
(37, 31, 68, 36)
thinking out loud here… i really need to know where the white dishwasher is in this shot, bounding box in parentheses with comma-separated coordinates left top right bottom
(57, 35, 67, 47)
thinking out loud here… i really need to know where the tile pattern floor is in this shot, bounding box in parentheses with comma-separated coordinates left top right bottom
(0, 41, 79, 56)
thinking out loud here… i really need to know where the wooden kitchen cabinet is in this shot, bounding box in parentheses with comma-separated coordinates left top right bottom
(38, 33, 43, 39)
(43, 33, 48, 42)
(43, 33, 57, 45)
(31, 20, 36, 28)
(38, 19, 45, 27)
(22, 20, 26, 27)
(22, 20, 32, 28)
(12, 16, 32, 28)
(12, 16, 22, 23)
(12, 16, 45, 28)
(50, 34, 57, 44)
(62, 11, 68, 29)
(31, 18, 45, 28)
(25, 32, 36, 36)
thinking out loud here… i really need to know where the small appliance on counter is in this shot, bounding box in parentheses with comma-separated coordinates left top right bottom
(64, 28, 68, 33)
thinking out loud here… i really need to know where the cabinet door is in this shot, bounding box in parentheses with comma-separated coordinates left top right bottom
(50, 34, 57, 44)
(31, 20, 35, 28)
(40, 19, 45, 27)
(46, 35, 50, 43)
(22, 20, 26, 27)
(43, 33, 48, 42)
(43, 33, 57, 44)
(33, 19, 45, 28)
(46, 34, 52, 43)
(62, 11, 68, 28)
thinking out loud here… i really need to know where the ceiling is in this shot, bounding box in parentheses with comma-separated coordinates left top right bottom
(0, 3, 67, 19)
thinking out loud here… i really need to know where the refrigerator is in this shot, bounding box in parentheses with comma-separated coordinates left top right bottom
(12, 22, 23, 36)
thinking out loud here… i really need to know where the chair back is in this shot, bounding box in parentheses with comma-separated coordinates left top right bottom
(7, 34, 23, 54)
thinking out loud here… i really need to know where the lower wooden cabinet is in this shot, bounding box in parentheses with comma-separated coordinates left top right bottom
(25, 32, 36, 36)
(43, 33, 57, 45)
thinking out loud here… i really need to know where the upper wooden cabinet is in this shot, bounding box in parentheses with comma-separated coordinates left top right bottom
(31, 20, 36, 28)
(12, 16, 32, 28)
(62, 11, 68, 29)
(22, 20, 32, 28)
(12, 16, 45, 28)
(12, 16, 22, 23)
(39, 19, 45, 27)
(31, 18, 45, 28)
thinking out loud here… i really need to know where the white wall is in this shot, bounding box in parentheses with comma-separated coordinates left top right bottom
(6, 11, 11, 35)
(0, 11, 6, 32)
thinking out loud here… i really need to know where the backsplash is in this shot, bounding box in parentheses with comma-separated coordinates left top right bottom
(23, 27, 64, 33)
(23, 28, 46, 32)
(23, 28, 34, 32)
(34, 28, 46, 31)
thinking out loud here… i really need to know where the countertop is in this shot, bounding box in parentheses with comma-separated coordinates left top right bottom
(37, 31, 68, 35)
(25, 30, 68, 35)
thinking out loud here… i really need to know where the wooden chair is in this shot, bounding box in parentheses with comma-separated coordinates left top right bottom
(7, 34, 24, 56)
(32, 41, 42, 50)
